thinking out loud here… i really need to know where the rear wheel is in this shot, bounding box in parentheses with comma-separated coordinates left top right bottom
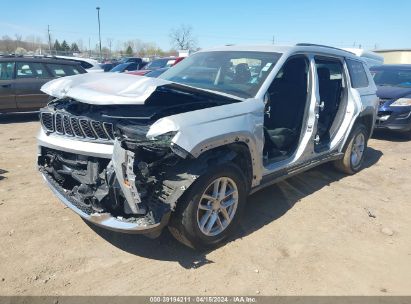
(168, 163, 247, 250)
(334, 124, 368, 174)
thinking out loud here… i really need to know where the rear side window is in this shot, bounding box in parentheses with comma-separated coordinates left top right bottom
(16, 62, 51, 79)
(0, 62, 15, 80)
(346, 59, 369, 88)
(46, 64, 82, 77)
(79, 61, 93, 69)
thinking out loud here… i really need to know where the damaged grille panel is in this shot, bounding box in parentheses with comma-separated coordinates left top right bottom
(41, 112, 115, 142)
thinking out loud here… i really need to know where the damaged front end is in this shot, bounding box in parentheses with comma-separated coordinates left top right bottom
(38, 127, 187, 237)
(38, 78, 246, 236)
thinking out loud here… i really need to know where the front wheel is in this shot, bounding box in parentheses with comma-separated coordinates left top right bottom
(168, 163, 247, 250)
(334, 124, 368, 174)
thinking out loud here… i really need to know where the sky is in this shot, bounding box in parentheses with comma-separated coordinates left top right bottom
(0, 0, 410, 51)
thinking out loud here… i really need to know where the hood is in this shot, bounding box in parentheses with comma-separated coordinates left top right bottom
(41, 72, 172, 105)
(376, 85, 411, 100)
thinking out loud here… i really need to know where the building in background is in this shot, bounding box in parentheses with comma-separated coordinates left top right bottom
(374, 49, 411, 64)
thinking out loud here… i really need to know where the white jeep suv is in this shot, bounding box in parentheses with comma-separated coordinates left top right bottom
(37, 44, 378, 249)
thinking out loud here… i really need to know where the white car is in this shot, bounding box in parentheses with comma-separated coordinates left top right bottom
(51, 56, 104, 73)
(38, 44, 378, 249)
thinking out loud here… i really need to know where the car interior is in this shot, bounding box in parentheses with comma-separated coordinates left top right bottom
(263, 56, 309, 162)
(263, 56, 347, 162)
(314, 58, 346, 151)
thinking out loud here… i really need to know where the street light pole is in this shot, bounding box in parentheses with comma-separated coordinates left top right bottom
(96, 6, 102, 60)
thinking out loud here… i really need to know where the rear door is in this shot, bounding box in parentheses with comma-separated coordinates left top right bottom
(0, 61, 16, 112)
(14, 61, 53, 110)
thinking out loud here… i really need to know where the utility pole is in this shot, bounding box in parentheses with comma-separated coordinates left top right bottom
(47, 25, 52, 55)
(272, 35, 275, 45)
(96, 7, 102, 60)
(88, 37, 91, 58)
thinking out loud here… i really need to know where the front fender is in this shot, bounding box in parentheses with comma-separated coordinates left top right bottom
(146, 98, 265, 186)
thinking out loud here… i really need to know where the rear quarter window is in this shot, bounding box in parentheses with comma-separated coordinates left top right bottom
(346, 59, 369, 88)
(46, 63, 84, 77)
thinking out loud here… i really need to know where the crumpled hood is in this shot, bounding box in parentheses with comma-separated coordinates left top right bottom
(41, 72, 172, 105)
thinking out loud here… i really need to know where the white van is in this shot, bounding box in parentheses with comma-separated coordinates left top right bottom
(343, 48, 384, 67)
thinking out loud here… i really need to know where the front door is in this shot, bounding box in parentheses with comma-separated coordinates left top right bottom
(14, 62, 53, 111)
(263, 55, 312, 165)
(0, 61, 16, 112)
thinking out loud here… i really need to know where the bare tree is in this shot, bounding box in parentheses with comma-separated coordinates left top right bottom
(106, 38, 114, 58)
(169, 24, 197, 50)
(14, 33, 22, 49)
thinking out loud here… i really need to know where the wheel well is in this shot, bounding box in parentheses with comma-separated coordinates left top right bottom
(355, 114, 374, 138)
(197, 142, 253, 192)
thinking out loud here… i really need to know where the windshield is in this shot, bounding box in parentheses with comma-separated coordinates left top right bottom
(371, 68, 411, 87)
(110, 62, 138, 72)
(159, 51, 282, 98)
(145, 58, 175, 70)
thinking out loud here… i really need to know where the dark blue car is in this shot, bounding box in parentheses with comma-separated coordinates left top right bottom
(370, 64, 411, 133)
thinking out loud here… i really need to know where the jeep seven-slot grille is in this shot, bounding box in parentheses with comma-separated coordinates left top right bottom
(41, 112, 115, 141)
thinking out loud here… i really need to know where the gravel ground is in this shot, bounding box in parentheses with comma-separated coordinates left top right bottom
(0, 115, 410, 296)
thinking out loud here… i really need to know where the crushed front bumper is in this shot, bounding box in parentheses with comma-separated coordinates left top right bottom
(41, 170, 171, 236)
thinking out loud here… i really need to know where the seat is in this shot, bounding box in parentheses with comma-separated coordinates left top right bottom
(264, 59, 307, 153)
(233, 63, 251, 84)
(317, 67, 342, 137)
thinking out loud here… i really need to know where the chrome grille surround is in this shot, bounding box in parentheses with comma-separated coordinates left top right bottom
(40, 112, 115, 142)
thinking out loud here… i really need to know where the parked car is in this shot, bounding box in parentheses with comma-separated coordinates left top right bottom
(109, 61, 145, 73)
(370, 64, 411, 134)
(0, 56, 86, 113)
(118, 57, 146, 67)
(128, 57, 184, 76)
(145, 67, 170, 78)
(51, 56, 104, 73)
(343, 48, 384, 67)
(38, 44, 378, 249)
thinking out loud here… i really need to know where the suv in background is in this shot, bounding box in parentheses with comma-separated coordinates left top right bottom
(38, 44, 378, 249)
(0, 56, 86, 113)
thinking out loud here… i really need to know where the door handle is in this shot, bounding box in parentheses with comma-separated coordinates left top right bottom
(1, 84, 11, 88)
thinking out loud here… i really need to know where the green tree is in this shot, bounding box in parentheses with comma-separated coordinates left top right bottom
(61, 40, 70, 54)
(125, 45, 133, 56)
(70, 42, 80, 52)
(53, 39, 61, 53)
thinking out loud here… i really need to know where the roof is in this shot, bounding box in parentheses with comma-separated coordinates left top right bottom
(198, 44, 360, 59)
(374, 49, 411, 53)
(370, 64, 411, 70)
(0, 56, 82, 65)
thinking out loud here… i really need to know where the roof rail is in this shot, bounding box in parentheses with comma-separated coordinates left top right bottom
(296, 43, 355, 55)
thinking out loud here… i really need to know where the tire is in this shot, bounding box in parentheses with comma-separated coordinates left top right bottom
(168, 163, 247, 250)
(334, 123, 368, 174)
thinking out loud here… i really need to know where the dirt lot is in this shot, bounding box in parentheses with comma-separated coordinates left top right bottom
(0, 115, 410, 296)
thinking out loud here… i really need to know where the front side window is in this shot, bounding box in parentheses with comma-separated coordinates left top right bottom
(0, 62, 15, 80)
(346, 59, 369, 88)
(159, 51, 282, 98)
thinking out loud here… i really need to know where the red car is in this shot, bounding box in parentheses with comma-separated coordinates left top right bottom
(127, 57, 184, 76)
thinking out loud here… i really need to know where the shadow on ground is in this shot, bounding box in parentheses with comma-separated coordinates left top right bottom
(372, 129, 410, 142)
(0, 113, 39, 124)
(0, 169, 8, 181)
(88, 147, 383, 268)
